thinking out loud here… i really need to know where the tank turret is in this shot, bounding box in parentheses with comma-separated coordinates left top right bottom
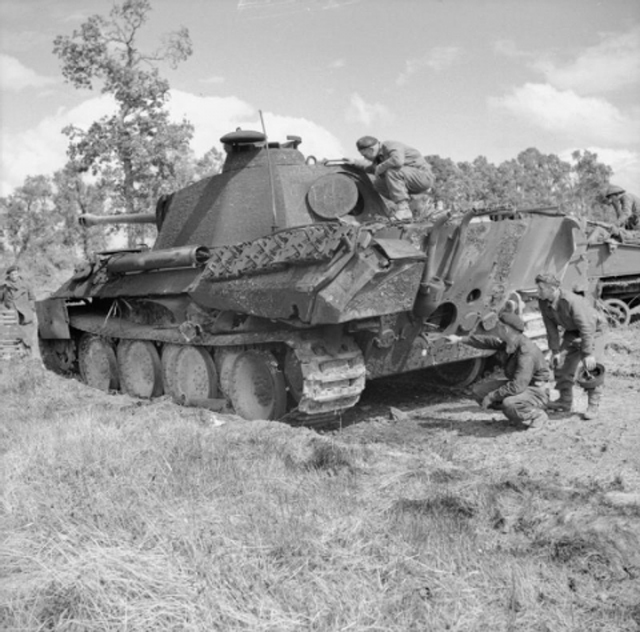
(37, 129, 589, 423)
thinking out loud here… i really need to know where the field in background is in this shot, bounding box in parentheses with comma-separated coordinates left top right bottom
(1, 333, 640, 631)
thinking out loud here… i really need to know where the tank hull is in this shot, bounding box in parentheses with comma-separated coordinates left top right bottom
(38, 133, 588, 421)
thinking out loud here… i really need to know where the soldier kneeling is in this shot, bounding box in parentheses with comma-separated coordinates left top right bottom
(447, 312, 551, 428)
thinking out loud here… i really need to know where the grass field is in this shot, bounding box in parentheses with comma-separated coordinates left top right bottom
(1, 358, 639, 631)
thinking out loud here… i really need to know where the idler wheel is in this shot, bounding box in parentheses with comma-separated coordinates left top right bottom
(228, 349, 287, 420)
(165, 346, 218, 401)
(78, 334, 119, 392)
(117, 339, 163, 398)
(434, 357, 485, 388)
(603, 298, 630, 328)
(307, 173, 359, 218)
(40, 337, 75, 375)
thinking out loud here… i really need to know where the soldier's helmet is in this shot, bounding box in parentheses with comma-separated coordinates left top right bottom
(605, 184, 625, 198)
(577, 363, 605, 390)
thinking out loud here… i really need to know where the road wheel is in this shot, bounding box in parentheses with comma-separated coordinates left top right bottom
(228, 349, 287, 420)
(78, 334, 119, 392)
(161, 343, 183, 396)
(603, 298, 630, 328)
(434, 357, 485, 388)
(215, 347, 243, 395)
(117, 339, 163, 398)
(165, 345, 218, 402)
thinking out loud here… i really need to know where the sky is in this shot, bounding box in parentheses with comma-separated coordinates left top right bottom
(1, 0, 639, 197)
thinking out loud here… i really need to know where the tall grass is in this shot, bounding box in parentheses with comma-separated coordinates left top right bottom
(1, 359, 639, 631)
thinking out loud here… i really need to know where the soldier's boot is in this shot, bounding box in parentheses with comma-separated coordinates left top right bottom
(582, 387, 602, 420)
(394, 200, 413, 221)
(547, 387, 573, 413)
(528, 408, 549, 428)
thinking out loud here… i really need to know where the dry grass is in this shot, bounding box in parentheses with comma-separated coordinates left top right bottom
(1, 359, 639, 631)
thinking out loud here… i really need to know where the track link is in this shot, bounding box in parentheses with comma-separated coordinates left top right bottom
(292, 338, 366, 415)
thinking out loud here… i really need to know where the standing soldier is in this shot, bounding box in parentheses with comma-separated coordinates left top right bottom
(535, 272, 606, 420)
(447, 311, 551, 428)
(0, 265, 36, 355)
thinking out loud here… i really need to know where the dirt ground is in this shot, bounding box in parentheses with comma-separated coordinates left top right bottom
(336, 325, 640, 493)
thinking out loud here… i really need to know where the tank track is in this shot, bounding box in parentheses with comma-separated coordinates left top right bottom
(292, 338, 366, 416)
(202, 223, 360, 281)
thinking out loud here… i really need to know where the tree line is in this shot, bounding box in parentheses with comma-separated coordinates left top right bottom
(0, 0, 615, 264)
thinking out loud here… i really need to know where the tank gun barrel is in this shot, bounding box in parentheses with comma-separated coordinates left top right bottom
(78, 213, 157, 228)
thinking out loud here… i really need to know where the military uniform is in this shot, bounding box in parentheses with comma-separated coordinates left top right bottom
(589, 186, 640, 245)
(610, 191, 640, 231)
(0, 271, 36, 351)
(363, 140, 434, 204)
(463, 333, 551, 426)
(538, 287, 605, 414)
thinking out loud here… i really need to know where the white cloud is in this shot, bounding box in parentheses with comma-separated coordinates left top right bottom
(345, 92, 394, 127)
(199, 76, 225, 85)
(0, 90, 344, 195)
(0, 54, 57, 91)
(396, 46, 461, 86)
(532, 28, 640, 95)
(168, 90, 344, 158)
(0, 95, 115, 196)
(560, 146, 640, 194)
(489, 83, 640, 145)
(492, 39, 524, 58)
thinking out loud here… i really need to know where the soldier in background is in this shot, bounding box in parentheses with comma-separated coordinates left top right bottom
(0, 265, 36, 355)
(535, 272, 606, 420)
(587, 184, 640, 245)
(447, 312, 551, 429)
(351, 136, 434, 220)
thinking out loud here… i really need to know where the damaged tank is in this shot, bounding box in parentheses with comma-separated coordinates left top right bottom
(36, 130, 587, 423)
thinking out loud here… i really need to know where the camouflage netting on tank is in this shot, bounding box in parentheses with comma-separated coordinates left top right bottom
(202, 223, 360, 281)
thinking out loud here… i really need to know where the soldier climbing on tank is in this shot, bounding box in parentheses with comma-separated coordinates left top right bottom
(0, 264, 36, 355)
(587, 184, 640, 246)
(350, 136, 434, 220)
(446, 312, 551, 429)
(535, 272, 606, 420)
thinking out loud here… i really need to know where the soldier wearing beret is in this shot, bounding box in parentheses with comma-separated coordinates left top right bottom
(535, 272, 606, 420)
(351, 136, 434, 220)
(447, 311, 551, 428)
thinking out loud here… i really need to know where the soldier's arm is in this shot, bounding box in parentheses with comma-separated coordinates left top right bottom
(376, 142, 406, 174)
(538, 301, 561, 352)
(464, 334, 504, 351)
(617, 194, 633, 226)
(492, 352, 535, 400)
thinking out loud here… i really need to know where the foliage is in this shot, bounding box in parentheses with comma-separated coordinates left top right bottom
(53, 0, 194, 245)
(1, 175, 57, 257)
(426, 148, 612, 218)
(52, 165, 109, 259)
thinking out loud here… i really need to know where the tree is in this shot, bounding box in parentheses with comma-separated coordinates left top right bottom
(567, 150, 612, 219)
(53, 0, 194, 245)
(52, 165, 109, 260)
(1, 175, 58, 257)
